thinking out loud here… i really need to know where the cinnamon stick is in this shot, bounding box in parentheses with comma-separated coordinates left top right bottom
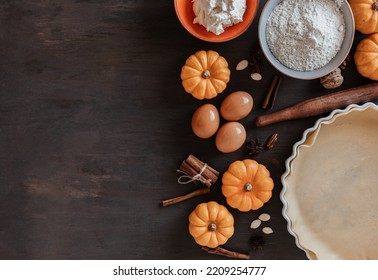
(162, 187, 210, 207)
(184, 154, 219, 186)
(269, 76, 282, 109)
(178, 155, 218, 187)
(265, 133, 278, 149)
(180, 160, 204, 184)
(162, 155, 219, 206)
(202, 246, 250, 260)
(262, 75, 282, 110)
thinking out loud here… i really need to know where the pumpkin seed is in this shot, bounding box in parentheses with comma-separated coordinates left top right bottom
(258, 213, 271, 222)
(262, 227, 274, 235)
(250, 219, 262, 229)
(236, 59, 249, 71)
(251, 72, 262, 81)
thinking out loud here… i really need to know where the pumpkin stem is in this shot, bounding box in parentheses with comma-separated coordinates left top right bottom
(373, 2, 378, 11)
(202, 70, 211, 79)
(244, 183, 253, 192)
(208, 223, 217, 231)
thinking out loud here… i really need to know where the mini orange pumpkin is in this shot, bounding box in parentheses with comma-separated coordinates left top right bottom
(222, 159, 274, 212)
(188, 201, 234, 248)
(354, 33, 378, 80)
(349, 0, 378, 34)
(180, 50, 230, 100)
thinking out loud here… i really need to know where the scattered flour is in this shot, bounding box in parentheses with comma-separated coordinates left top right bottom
(266, 0, 345, 71)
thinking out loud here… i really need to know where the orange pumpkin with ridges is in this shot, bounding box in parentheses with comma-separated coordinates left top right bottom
(222, 159, 274, 212)
(180, 50, 230, 100)
(188, 201, 234, 248)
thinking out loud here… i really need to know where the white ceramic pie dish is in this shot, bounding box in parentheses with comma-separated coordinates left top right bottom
(281, 102, 378, 259)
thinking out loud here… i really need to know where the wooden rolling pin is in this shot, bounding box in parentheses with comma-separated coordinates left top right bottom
(255, 82, 378, 127)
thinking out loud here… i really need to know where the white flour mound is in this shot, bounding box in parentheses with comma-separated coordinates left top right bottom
(266, 0, 345, 71)
(192, 0, 247, 35)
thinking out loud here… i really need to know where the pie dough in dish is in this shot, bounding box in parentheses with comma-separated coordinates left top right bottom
(281, 102, 378, 260)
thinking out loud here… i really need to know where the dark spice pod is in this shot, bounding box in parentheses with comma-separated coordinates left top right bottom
(249, 234, 265, 251)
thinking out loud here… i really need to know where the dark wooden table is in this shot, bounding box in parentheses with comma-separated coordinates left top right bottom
(0, 0, 374, 260)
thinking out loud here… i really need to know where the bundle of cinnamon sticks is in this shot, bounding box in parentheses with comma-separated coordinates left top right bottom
(162, 154, 219, 207)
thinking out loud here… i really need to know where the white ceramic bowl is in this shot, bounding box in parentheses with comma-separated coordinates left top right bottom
(258, 0, 355, 80)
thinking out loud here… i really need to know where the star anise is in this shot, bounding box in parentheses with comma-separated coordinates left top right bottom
(249, 234, 265, 251)
(247, 138, 264, 156)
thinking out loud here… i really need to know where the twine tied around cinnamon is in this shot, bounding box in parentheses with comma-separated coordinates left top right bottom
(177, 154, 219, 188)
(177, 163, 210, 186)
(161, 154, 219, 207)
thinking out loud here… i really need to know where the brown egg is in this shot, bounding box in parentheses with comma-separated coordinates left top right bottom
(220, 91, 253, 121)
(191, 104, 220, 139)
(215, 122, 246, 153)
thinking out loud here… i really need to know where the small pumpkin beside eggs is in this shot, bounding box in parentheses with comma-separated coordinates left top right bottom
(349, 0, 378, 34)
(188, 201, 234, 248)
(354, 33, 378, 81)
(180, 50, 230, 100)
(222, 159, 274, 212)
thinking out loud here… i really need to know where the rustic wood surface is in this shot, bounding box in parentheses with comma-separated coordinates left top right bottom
(0, 0, 374, 260)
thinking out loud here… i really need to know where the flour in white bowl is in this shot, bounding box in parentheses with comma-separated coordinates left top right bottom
(266, 0, 345, 71)
(192, 0, 247, 35)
